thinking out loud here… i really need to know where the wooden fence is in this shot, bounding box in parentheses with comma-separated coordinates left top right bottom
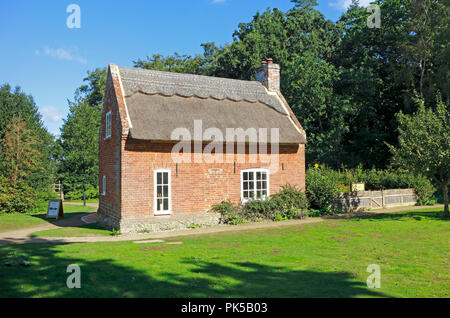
(333, 188, 417, 212)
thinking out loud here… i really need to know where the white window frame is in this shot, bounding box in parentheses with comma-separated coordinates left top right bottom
(102, 175, 106, 196)
(105, 111, 111, 139)
(240, 168, 270, 203)
(153, 169, 172, 215)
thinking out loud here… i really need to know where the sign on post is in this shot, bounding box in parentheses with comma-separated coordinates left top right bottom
(47, 199, 64, 219)
(351, 182, 365, 192)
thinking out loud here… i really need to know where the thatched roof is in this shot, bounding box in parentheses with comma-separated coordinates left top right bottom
(117, 66, 306, 144)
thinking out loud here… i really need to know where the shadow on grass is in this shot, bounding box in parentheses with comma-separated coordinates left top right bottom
(350, 210, 448, 222)
(0, 242, 390, 298)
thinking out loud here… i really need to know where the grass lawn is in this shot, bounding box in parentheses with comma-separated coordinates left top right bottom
(30, 223, 111, 238)
(0, 204, 97, 233)
(0, 207, 448, 298)
(64, 199, 99, 204)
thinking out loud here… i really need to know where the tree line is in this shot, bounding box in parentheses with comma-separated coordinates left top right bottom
(0, 0, 448, 213)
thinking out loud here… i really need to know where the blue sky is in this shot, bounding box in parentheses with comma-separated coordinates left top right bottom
(0, 0, 358, 136)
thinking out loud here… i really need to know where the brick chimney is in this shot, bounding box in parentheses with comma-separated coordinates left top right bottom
(255, 58, 280, 92)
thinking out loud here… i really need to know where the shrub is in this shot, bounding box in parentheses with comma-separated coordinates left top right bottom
(67, 184, 99, 200)
(0, 177, 37, 214)
(307, 165, 436, 208)
(212, 200, 246, 225)
(212, 185, 308, 224)
(306, 166, 339, 211)
(269, 184, 308, 220)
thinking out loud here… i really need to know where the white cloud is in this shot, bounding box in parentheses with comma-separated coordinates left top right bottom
(35, 46, 87, 64)
(40, 106, 63, 124)
(40, 106, 64, 136)
(329, 0, 374, 10)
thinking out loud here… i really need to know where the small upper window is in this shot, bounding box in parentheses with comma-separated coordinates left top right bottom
(241, 169, 269, 202)
(102, 175, 106, 196)
(105, 111, 111, 139)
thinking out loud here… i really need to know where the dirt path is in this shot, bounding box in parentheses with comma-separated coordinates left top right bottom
(0, 204, 443, 245)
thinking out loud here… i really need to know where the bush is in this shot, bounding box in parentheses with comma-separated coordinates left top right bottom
(0, 177, 37, 214)
(67, 184, 99, 200)
(306, 166, 339, 211)
(212, 200, 247, 225)
(212, 185, 308, 224)
(306, 165, 436, 209)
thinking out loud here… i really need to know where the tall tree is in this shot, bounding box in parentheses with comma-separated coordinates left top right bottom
(334, 0, 449, 168)
(388, 95, 449, 217)
(1, 117, 43, 184)
(56, 69, 106, 197)
(0, 84, 54, 190)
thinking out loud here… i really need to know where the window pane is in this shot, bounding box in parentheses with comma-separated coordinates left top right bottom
(256, 191, 261, 199)
(261, 172, 267, 180)
(163, 185, 168, 197)
(248, 190, 254, 199)
(248, 181, 254, 190)
(163, 172, 168, 184)
(248, 172, 254, 180)
(243, 172, 248, 181)
(256, 181, 262, 190)
(157, 186, 163, 197)
(256, 171, 261, 180)
(157, 199, 161, 210)
(262, 181, 267, 191)
(163, 199, 168, 210)
(243, 182, 248, 190)
(157, 172, 162, 184)
(243, 191, 249, 199)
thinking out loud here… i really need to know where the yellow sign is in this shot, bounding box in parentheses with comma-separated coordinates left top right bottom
(351, 183, 365, 192)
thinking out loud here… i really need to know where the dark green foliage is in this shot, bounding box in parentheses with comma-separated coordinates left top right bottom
(56, 69, 106, 198)
(65, 184, 99, 201)
(306, 166, 340, 211)
(211, 200, 246, 225)
(0, 177, 37, 214)
(306, 165, 436, 211)
(388, 95, 449, 215)
(0, 84, 55, 191)
(212, 185, 308, 224)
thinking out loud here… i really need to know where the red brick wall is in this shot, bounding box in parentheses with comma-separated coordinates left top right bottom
(119, 140, 305, 218)
(98, 69, 123, 220)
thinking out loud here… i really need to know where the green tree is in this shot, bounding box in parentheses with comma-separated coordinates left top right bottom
(334, 0, 449, 168)
(388, 96, 449, 217)
(1, 117, 43, 184)
(56, 69, 106, 197)
(134, 53, 208, 74)
(201, 2, 349, 166)
(0, 117, 44, 213)
(0, 84, 54, 190)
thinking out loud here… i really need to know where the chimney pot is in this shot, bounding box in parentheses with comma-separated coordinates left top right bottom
(255, 58, 280, 92)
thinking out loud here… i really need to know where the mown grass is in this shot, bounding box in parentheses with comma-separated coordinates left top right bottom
(0, 207, 448, 298)
(0, 204, 97, 233)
